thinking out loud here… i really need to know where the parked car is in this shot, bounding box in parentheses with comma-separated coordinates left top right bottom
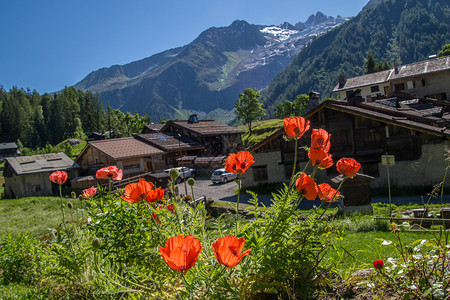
(211, 168, 237, 184)
(164, 167, 196, 183)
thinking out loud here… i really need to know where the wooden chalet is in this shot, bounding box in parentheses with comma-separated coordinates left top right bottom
(135, 132, 204, 166)
(76, 137, 166, 177)
(0, 142, 19, 160)
(333, 56, 450, 102)
(3, 152, 79, 198)
(160, 114, 244, 156)
(243, 97, 450, 189)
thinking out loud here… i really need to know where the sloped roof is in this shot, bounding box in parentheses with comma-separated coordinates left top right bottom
(143, 123, 164, 133)
(250, 99, 450, 152)
(136, 132, 203, 152)
(333, 70, 391, 92)
(333, 56, 450, 92)
(6, 152, 79, 175)
(0, 142, 18, 151)
(162, 120, 244, 136)
(87, 137, 165, 159)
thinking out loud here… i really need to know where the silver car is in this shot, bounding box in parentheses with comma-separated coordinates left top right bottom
(211, 168, 237, 184)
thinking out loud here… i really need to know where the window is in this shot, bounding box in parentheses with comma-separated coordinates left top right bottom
(124, 164, 140, 170)
(394, 83, 405, 91)
(370, 85, 379, 93)
(407, 81, 415, 89)
(153, 155, 164, 162)
(421, 79, 426, 86)
(35, 185, 41, 192)
(253, 166, 268, 182)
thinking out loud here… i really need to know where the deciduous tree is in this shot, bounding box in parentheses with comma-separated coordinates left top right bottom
(235, 88, 265, 135)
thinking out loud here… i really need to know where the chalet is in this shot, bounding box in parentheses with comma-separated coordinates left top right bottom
(243, 98, 450, 190)
(3, 152, 79, 198)
(135, 132, 204, 166)
(159, 114, 244, 156)
(76, 137, 166, 177)
(0, 142, 19, 159)
(333, 56, 450, 102)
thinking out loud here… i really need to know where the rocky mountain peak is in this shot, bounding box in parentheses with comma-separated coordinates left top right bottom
(305, 11, 333, 27)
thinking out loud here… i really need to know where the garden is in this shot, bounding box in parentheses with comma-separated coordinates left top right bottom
(1, 116, 449, 299)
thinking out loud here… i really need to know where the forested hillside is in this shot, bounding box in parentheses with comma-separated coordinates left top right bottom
(261, 0, 450, 116)
(0, 87, 150, 150)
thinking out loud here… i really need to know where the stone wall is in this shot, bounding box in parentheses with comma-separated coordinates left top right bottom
(371, 141, 450, 188)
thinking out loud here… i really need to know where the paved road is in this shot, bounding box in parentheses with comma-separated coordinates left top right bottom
(180, 178, 450, 209)
(178, 178, 334, 210)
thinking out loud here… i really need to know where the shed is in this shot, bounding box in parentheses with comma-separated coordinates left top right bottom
(3, 152, 79, 198)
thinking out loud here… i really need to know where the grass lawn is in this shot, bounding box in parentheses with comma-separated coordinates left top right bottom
(0, 196, 81, 238)
(239, 119, 283, 147)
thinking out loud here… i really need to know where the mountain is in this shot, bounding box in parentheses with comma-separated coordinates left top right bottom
(73, 13, 348, 121)
(260, 0, 450, 115)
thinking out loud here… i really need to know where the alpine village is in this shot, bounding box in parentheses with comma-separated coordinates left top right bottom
(1, 0, 450, 298)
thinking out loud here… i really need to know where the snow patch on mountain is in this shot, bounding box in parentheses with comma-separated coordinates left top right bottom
(261, 26, 298, 41)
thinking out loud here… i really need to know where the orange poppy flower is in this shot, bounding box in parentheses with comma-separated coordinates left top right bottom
(317, 183, 340, 203)
(49, 170, 68, 185)
(295, 173, 318, 200)
(82, 186, 97, 199)
(159, 235, 203, 274)
(311, 128, 331, 152)
(212, 235, 252, 269)
(308, 148, 333, 169)
(224, 151, 255, 174)
(146, 187, 165, 203)
(121, 178, 154, 203)
(96, 166, 123, 181)
(336, 158, 361, 178)
(284, 116, 310, 139)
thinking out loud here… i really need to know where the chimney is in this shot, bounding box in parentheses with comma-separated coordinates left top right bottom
(187, 114, 199, 124)
(338, 74, 347, 89)
(394, 61, 399, 74)
(305, 91, 320, 112)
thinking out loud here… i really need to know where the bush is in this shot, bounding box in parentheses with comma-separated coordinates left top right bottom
(0, 232, 42, 285)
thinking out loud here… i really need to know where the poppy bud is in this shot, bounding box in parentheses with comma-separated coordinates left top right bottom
(169, 168, 179, 180)
(92, 237, 102, 249)
(67, 202, 73, 210)
(71, 191, 76, 199)
(187, 178, 195, 187)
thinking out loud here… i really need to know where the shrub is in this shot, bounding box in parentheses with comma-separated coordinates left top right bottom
(0, 232, 43, 285)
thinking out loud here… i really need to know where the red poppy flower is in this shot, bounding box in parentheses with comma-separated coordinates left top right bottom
(336, 158, 361, 178)
(295, 173, 318, 200)
(96, 166, 123, 181)
(121, 178, 154, 203)
(284, 116, 310, 139)
(308, 148, 333, 169)
(373, 259, 384, 269)
(311, 128, 331, 152)
(212, 235, 252, 269)
(49, 170, 68, 185)
(225, 151, 255, 174)
(159, 235, 203, 274)
(146, 187, 164, 203)
(317, 183, 340, 203)
(82, 186, 97, 199)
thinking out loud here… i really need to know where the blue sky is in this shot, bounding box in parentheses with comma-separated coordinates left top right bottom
(0, 0, 369, 94)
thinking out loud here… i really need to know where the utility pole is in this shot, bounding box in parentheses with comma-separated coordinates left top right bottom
(381, 154, 395, 217)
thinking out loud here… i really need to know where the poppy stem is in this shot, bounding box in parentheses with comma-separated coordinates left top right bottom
(289, 139, 299, 187)
(235, 174, 241, 235)
(316, 176, 346, 221)
(59, 185, 66, 225)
